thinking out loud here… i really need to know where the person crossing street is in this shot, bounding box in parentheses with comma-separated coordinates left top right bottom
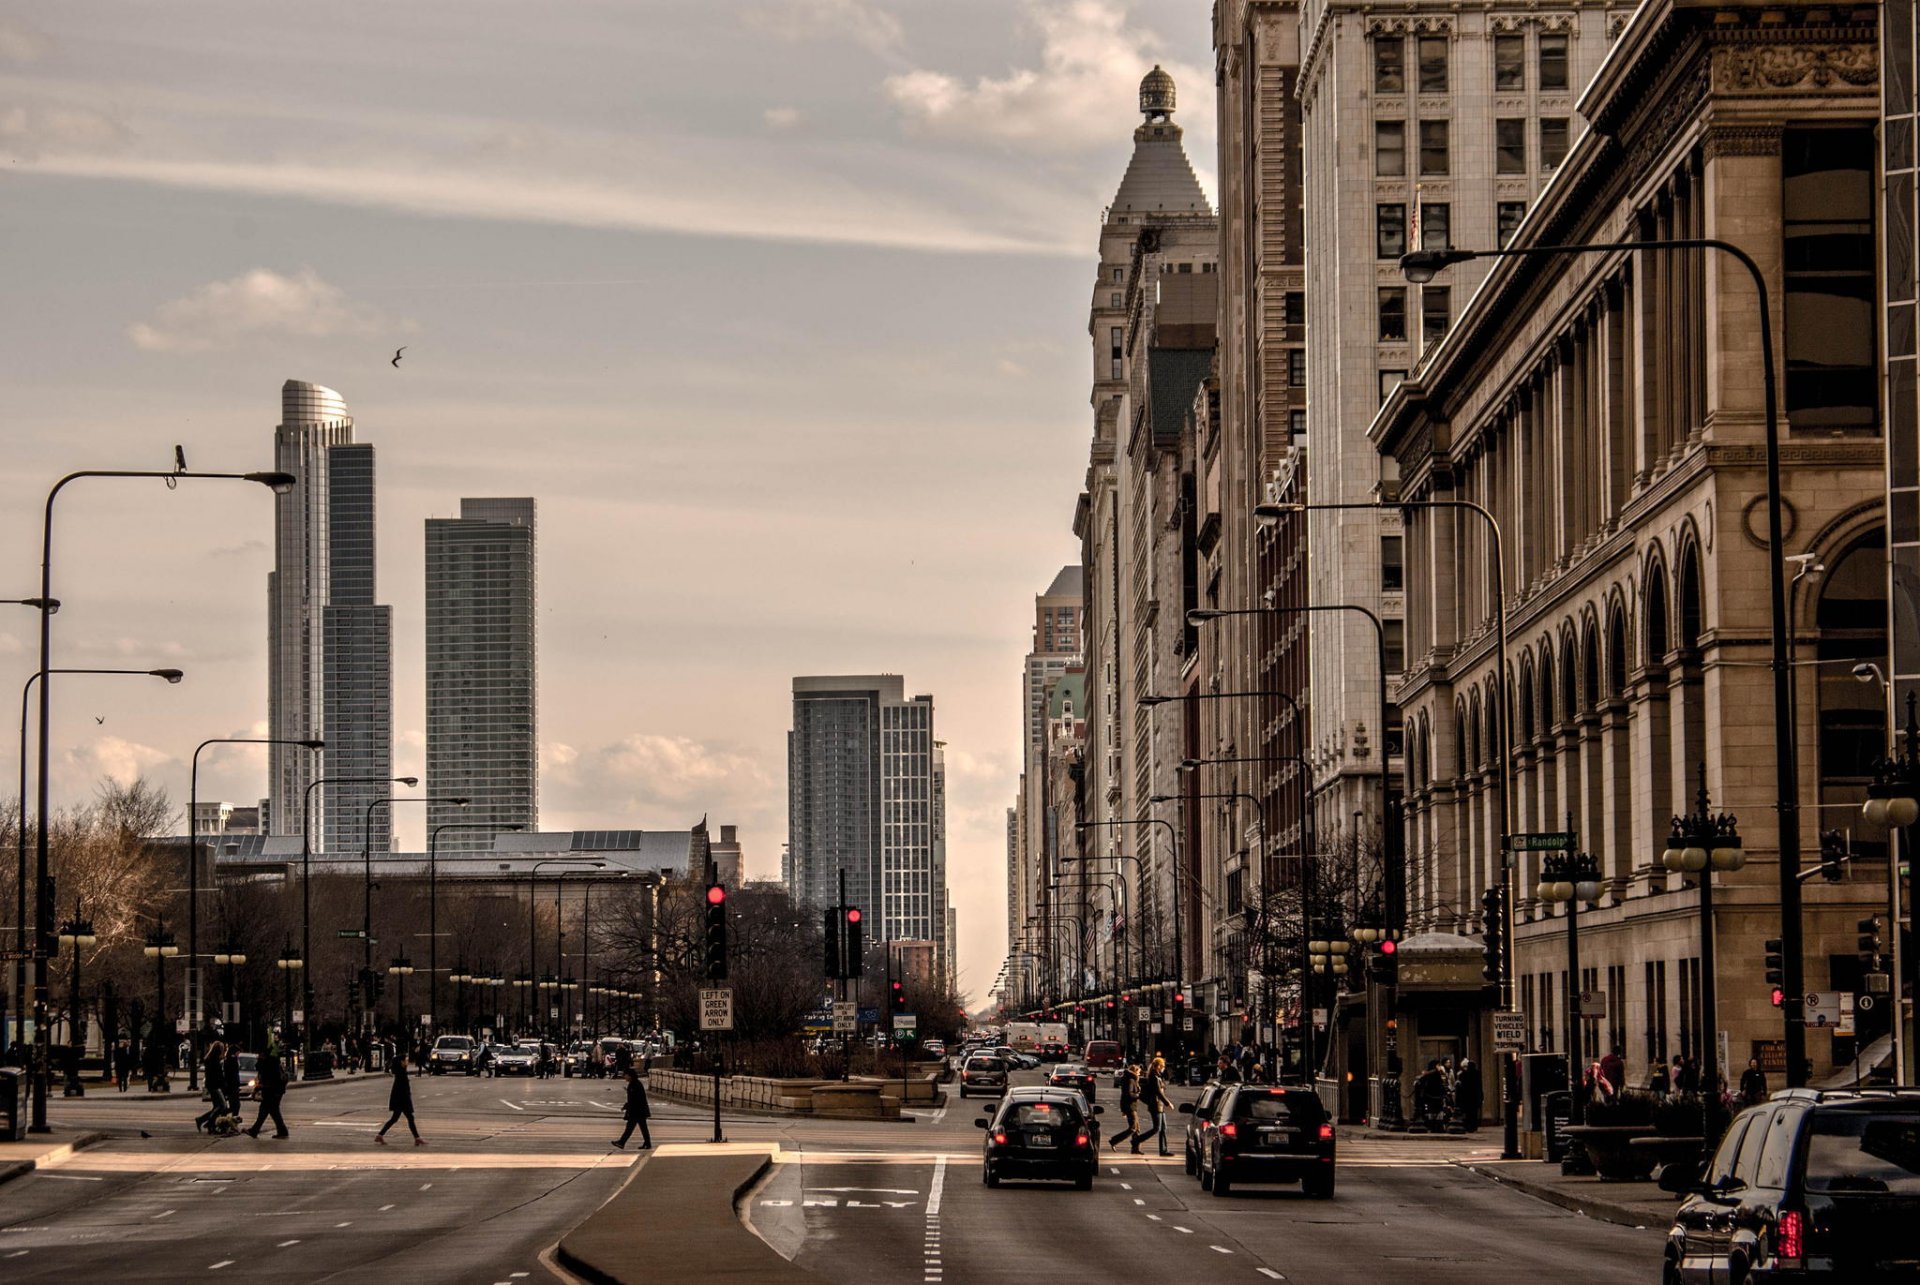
(1107, 1063, 1142, 1150)
(611, 1066, 652, 1149)
(1138, 1056, 1173, 1156)
(244, 1038, 290, 1139)
(375, 1042, 426, 1146)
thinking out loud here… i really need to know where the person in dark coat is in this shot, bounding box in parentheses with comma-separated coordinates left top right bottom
(245, 1040, 290, 1138)
(224, 1045, 242, 1114)
(113, 1039, 133, 1092)
(1107, 1065, 1142, 1149)
(195, 1042, 230, 1132)
(1739, 1057, 1768, 1106)
(376, 1044, 424, 1145)
(1454, 1055, 1483, 1130)
(612, 1067, 652, 1148)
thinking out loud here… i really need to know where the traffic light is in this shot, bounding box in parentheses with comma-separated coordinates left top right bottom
(1763, 937, 1785, 989)
(889, 979, 906, 1015)
(1368, 937, 1399, 985)
(1481, 886, 1505, 986)
(704, 884, 729, 981)
(1819, 829, 1847, 882)
(1859, 917, 1884, 971)
(844, 907, 864, 977)
(824, 907, 843, 978)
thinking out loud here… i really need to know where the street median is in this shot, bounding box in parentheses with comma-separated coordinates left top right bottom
(643, 1068, 939, 1118)
(556, 1144, 828, 1285)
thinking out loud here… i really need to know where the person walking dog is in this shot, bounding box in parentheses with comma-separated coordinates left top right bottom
(612, 1066, 652, 1149)
(376, 1043, 425, 1146)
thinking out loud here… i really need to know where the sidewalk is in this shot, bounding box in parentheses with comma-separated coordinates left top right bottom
(0, 1129, 108, 1187)
(1456, 1156, 1678, 1231)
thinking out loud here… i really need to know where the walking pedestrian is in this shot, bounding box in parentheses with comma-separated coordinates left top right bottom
(1107, 1064, 1142, 1149)
(1600, 1046, 1627, 1101)
(375, 1044, 425, 1145)
(611, 1066, 652, 1149)
(113, 1038, 132, 1092)
(1215, 1053, 1241, 1084)
(1140, 1057, 1173, 1156)
(1455, 1055, 1483, 1131)
(1739, 1057, 1768, 1107)
(245, 1038, 290, 1139)
(195, 1041, 230, 1132)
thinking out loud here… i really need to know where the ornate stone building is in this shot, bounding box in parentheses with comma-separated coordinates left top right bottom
(1375, 0, 1888, 1089)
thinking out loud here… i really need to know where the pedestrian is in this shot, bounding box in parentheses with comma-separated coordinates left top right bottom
(376, 1044, 425, 1146)
(1455, 1055, 1482, 1130)
(1677, 1055, 1700, 1095)
(1140, 1057, 1173, 1156)
(479, 1042, 496, 1078)
(611, 1066, 652, 1149)
(1107, 1064, 1142, 1149)
(225, 1042, 242, 1113)
(113, 1038, 132, 1092)
(1649, 1059, 1670, 1095)
(195, 1041, 230, 1132)
(245, 1038, 290, 1139)
(1600, 1046, 1626, 1100)
(1414, 1059, 1448, 1127)
(1215, 1053, 1241, 1084)
(1739, 1057, 1767, 1106)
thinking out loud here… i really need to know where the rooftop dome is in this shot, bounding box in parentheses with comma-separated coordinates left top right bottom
(1140, 65, 1176, 121)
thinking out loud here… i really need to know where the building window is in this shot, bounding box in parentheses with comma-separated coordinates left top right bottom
(1376, 203, 1407, 259)
(1378, 287, 1408, 341)
(1283, 291, 1305, 326)
(1109, 325, 1123, 380)
(1111, 266, 1123, 282)
(1538, 34, 1569, 91)
(1374, 36, 1405, 93)
(1109, 292, 1122, 308)
(1496, 118, 1526, 174)
(1381, 535, 1404, 591)
(1384, 618, 1406, 671)
(1375, 120, 1406, 176)
(1288, 349, 1307, 386)
(1497, 201, 1527, 247)
(1419, 119, 1450, 175)
(1494, 34, 1525, 90)
(1783, 127, 1876, 430)
(1289, 409, 1306, 437)
(1419, 202, 1450, 251)
(1540, 117, 1570, 169)
(1378, 369, 1406, 403)
(1417, 35, 1448, 93)
(1422, 286, 1451, 341)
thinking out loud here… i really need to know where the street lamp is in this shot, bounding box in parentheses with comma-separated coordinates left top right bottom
(210, 938, 248, 1053)
(527, 859, 605, 1041)
(427, 822, 520, 1037)
(300, 773, 416, 1063)
(1864, 691, 1920, 1081)
(14, 666, 181, 1084)
(275, 940, 303, 1049)
(31, 465, 288, 1132)
(1536, 849, 1602, 1129)
(142, 921, 179, 1091)
(1402, 235, 1805, 1082)
(388, 956, 415, 1037)
(56, 900, 94, 1097)
(1663, 767, 1744, 1137)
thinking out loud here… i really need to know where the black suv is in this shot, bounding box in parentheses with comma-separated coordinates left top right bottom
(1661, 1088, 1920, 1282)
(1198, 1084, 1335, 1198)
(1179, 1082, 1228, 1175)
(978, 1088, 1099, 1189)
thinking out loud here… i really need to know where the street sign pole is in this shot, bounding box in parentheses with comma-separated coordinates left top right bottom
(700, 986, 733, 1143)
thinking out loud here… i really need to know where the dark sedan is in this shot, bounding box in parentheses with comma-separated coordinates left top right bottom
(979, 1089, 1098, 1189)
(1048, 1063, 1098, 1107)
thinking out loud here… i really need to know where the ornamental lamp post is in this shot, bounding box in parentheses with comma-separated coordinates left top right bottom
(275, 941, 303, 1049)
(1863, 691, 1920, 1080)
(56, 901, 95, 1096)
(1662, 767, 1744, 1142)
(388, 956, 415, 1037)
(1536, 847, 1602, 1129)
(142, 922, 179, 1091)
(210, 938, 247, 1051)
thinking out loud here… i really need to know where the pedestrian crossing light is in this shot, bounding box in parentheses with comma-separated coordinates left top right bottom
(845, 907, 864, 978)
(1763, 937, 1785, 988)
(704, 884, 728, 981)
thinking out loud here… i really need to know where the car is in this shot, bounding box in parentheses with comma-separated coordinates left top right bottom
(428, 1035, 478, 1075)
(233, 1052, 260, 1101)
(923, 1039, 946, 1059)
(491, 1043, 537, 1076)
(994, 1046, 1041, 1070)
(1038, 1041, 1069, 1063)
(959, 1054, 1009, 1099)
(1179, 1081, 1229, 1175)
(1660, 1087, 1920, 1282)
(1199, 1084, 1335, 1198)
(1083, 1040, 1123, 1069)
(1048, 1064, 1097, 1108)
(977, 1089, 1099, 1189)
(564, 1041, 595, 1077)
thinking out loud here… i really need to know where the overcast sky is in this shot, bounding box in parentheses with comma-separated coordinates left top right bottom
(0, 0, 1214, 999)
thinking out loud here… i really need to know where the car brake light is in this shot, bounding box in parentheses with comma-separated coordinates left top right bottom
(1318, 1123, 1334, 1141)
(992, 1131, 1008, 1145)
(1220, 1123, 1237, 1140)
(1074, 1130, 1090, 1148)
(1775, 1210, 1803, 1267)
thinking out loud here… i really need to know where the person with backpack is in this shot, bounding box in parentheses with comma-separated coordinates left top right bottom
(1107, 1064, 1143, 1150)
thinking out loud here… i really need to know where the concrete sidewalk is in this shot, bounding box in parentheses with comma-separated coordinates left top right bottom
(1458, 1156, 1678, 1231)
(556, 1144, 829, 1285)
(0, 1130, 108, 1187)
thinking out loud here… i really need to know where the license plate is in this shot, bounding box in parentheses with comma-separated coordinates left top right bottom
(1260, 1127, 1297, 1143)
(1027, 1134, 1055, 1149)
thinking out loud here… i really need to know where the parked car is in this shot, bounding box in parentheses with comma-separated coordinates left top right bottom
(428, 1035, 478, 1076)
(1661, 1088, 1920, 1282)
(233, 1052, 260, 1100)
(1083, 1040, 1123, 1069)
(491, 1043, 537, 1076)
(1179, 1082, 1229, 1175)
(978, 1088, 1098, 1189)
(959, 1054, 1009, 1099)
(923, 1039, 946, 1059)
(1047, 1064, 1097, 1109)
(1198, 1084, 1335, 1198)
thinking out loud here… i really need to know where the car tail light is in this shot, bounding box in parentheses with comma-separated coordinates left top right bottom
(1775, 1211, 1803, 1268)
(1220, 1123, 1237, 1140)
(1318, 1123, 1334, 1141)
(992, 1131, 1008, 1145)
(1074, 1130, 1090, 1148)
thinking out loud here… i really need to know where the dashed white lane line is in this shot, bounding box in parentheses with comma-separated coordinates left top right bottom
(6, 1250, 28, 1258)
(153, 1210, 175, 1219)
(1133, 1197, 1145, 1205)
(379, 1204, 395, 1211)
(1257, 1270, 1286, 1281)
(278, 1240, 301, 1248)
(1173, 1226, 1194, 1234)
(500, 1100, 525, 1111)
(1108, 1166, 1121, 1175)
(1210, 1244, 1233, 1254)
(1146, 1214, 1162, 1222)
(420, 1183, 433, 1190)
(335, 1222, 352, 1228)
(38, 1173, 102, 1181)
(923, 1155, 946, 1285)
(1120, 1182, 1133, 1190)
(209, 1262, 234, 1270)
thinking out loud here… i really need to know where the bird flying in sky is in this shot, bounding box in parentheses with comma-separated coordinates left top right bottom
(392, 346, 407, 368)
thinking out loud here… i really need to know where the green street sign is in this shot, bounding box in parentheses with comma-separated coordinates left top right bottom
(1505, 832, 1575, 852)
(337, 929, 367, 939)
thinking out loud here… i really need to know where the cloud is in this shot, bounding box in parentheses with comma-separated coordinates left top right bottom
(763, 106, 803, 130)
(884, 0, 1199, 153)
(63, 735, 176, 787)
(68, 636, 190, 659)
(208, 538, 268, 559)
(743, 0, 904, 58)
(127, 267, 402, 353)
(0, 103, 133, 158)
(542, 733, 776, 825)
(0, 19, 51, 64)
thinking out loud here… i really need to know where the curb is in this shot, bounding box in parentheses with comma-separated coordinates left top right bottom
(1458, 1161, 1670, 1231)
(0, 1131, 109, 1189)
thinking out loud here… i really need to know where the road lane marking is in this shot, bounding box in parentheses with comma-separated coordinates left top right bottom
(923, 1155, 946, 1285)
(420, 1183, 433, 1190)
(38, 1174, 102, 1181)
(1210, 1245, 1232, 1254)
(380, 1204, 395, 1211)
(1133, 1198, 1145, 1205)
(153, 1210, 175, 1219)
(278, 1240, 301, 1248)
(1120, 1182, 1132, 1190)
(335, 1222, 352, 1228)
(1108, 1166, 1120, 1175)
(1257, 1271, 1285, 1281)
(209, 1262, 233, 1270)
(500, 1100, 525, 1111)
(925, 1157, 945, 1217)
(1146, 1214, 1162, 1221)
(1174, 1226, 1194, 1234)
(6, 1251, 26, 1258)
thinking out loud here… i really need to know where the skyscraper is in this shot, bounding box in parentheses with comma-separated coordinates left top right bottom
(1009, 567, 1081, 964)
(786, 675, 945, 948)
(267, 380, 393, 850)
(425, 498, 538, 850)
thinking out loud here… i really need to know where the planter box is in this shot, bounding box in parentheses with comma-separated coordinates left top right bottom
(1563, 1125, 1659, 1181)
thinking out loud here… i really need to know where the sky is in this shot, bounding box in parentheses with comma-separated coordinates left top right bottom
(0, 0, 1216, 1001)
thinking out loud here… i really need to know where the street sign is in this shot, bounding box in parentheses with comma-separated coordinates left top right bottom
(1505, 832, 1575, 852)
(832, 1001, 857, 1033)
(1136, 1006, 1151, 1023)
(700, 987, 734, 1032)
(1492, 1010, 1527, 1053)
(857, 1006, 879, 1024)
(0, 950, 32, 962)
(336, 929, 366, 939)
(1804, 991, 1849, 1028)
(292, 1009, 304, 1025)
(420, 1013, 432, 1026)
(1578, 990, 1609, 1018)
(893, 1013, 917, 1037)
(1311, 1008, 1327, 1029)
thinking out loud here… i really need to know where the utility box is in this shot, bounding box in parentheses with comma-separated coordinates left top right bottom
(0, 1067, 22, 1142)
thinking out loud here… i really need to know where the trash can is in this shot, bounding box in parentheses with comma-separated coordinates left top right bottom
(0, 1067, 23, 1142)
(1543, 1090, 1573, 1164)
(303, 1048, 335, 1080)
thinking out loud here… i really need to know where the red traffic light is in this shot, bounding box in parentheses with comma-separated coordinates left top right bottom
(846, 908, 861, 923)
(706, 885, 726, 906)
(1771, 987, 1785, 1008)
(1174, 993, 1185, 1005)
(1379, 939, 1397, 955)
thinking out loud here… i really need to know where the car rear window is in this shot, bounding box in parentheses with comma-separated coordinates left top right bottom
(1233, 1091, 1326, 1124)
(1805, 1111, 1920, 1194)
(966, 1057, 1002, 1071)
(1008, 1101, 1082, 1127)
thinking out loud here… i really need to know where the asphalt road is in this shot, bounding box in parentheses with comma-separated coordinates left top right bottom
(752, 1067, 1670, 1285)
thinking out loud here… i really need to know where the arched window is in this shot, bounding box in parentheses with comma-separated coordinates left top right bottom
(1607, 606, 1629, 696)
(1645, 565, 1670, 667)
(1582, 620, 1601, 711)
(1538, 648, 1556, 732)
(1519, 662, 1537, 740)
(1560, 635, 1578, 725)
(1678, 547, 1704, 652)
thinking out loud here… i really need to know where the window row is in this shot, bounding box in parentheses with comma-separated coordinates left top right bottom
(1376, 285, 1451, 344)
(1373, 32, 1569, 96)
(1374, 117, 1569, 177)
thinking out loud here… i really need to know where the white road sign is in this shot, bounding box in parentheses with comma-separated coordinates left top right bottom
(832, 1001, 857, 1033)
(700, 987, 735, 1031)
(1492, 1010, 1527, 1053)
(1804, 991, 1854, 1029)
